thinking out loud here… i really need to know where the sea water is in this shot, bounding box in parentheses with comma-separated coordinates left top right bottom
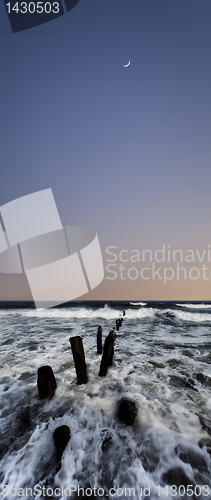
(0, 301, 211, 499)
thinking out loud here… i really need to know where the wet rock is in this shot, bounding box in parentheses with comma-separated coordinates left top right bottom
(100, 428, 113, 451)
(199, 437, 211, 448)
(117, 397, 138, 426)
(0, 437, 14, 460)
(53, 425, 70, 458)
(138, 433, 160, 473)
(169, 375, 196, 390)
(198, 438, 211, 456)
(139, 452, 159, 472)
(194, 373, 211, 387)
(198, 415, 211, 436)
(37, 366, 57, 398)
(148, 360, 165, 369)
(17, 406, 31, 431)
(176, 445, 209, 474)
(162, 467, 191, 487)
(166, 359, 181, 368)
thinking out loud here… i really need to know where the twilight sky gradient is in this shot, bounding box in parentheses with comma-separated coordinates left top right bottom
(0, 0, 211, 300)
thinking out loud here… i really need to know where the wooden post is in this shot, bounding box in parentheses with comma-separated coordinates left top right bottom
(99, 330, 115, 376)
(53, 425, 70, 459)
(108, 329, 116, 340)
(37, 366, 57, 398)
(116, 319, 122, 330)
(97, 325, 102, 354)
(69, 336, 88, 384)
(108, 329, 116, 366)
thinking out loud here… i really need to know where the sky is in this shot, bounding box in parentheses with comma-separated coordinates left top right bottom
(0, 0, 211, 301)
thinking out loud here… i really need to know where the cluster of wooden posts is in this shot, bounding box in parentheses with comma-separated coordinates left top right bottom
(37, 309, 138, 455)
(37, 311, 126, 398)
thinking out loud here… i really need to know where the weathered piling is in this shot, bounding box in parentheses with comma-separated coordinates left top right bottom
(123, 310, 125, 316)
(53, 425, 70, 459)
(116, 318, 123, 330)
(97, 325, 102, 354)
(37, 365, 57, 398)
(108, 329, 116, 340)
(99, 330, 116, 376)
(117, 397, 138, 425)
(69, 336, 88, 384)
(108, 329, 116, 366)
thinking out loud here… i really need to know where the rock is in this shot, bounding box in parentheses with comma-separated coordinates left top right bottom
(17, 406, 31, 431)
(198, 438, 211, 456)
(199, 437, 211, 448)
(169, 375, 196, 390)
(148, 360, 165, 369)
(53, 425, 70, 457)
(194, 373, 211, 387)
(198, 415, 211, 436)
(100, 428, 113, 451)
(37, 366, 57, 398)
(117, 397, 138, 426)
(139, 452, 159, 472)
(176, 445, 209, 474)
(162, 467, 191, 487)
(166, 359, 181, 368)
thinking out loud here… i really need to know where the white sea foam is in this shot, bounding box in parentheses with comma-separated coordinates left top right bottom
(174, 309, 211, 323)
(0, 303, 211, 499)
(130, 302, 147, 306)
(3, 305, 157, 321)
(176, 303, 211, 309)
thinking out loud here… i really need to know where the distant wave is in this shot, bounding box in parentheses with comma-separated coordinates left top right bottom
(174, 309, 211, 323)
(130, 302, 147, 306)
(176, 303, 211, 309)
(17, 305, 156, 321)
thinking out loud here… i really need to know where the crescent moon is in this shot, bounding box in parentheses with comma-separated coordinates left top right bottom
(123, 61, 130, 68)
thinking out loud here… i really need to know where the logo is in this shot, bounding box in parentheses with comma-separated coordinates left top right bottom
(0, 189, 104, 308)
(3, 0, 80, 34)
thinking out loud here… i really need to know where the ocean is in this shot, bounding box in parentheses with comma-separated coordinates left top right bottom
(0, 301, 211, 499)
